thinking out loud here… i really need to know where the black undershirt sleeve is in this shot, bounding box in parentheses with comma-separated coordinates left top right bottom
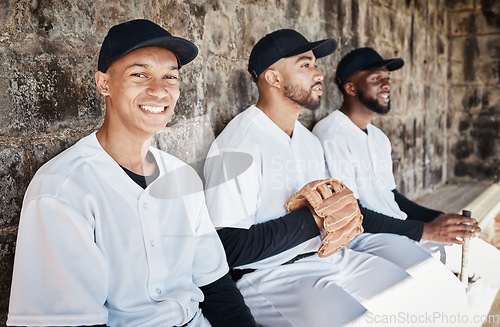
(216, 207, 320, 267)
(199, 273, 257, 327)
(359, 202, 425, 241)
(392, 189, 443, 222)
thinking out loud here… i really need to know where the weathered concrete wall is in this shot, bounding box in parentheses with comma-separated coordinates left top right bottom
(447, 0, 500, 183)
(0, 0, 498, 324)
(361, 0, 451, 197)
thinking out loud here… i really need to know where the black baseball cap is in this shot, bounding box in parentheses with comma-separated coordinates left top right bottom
(335, 47, 404, 86)
(248, 29, 337, 82)
(98, 19, 198, 72)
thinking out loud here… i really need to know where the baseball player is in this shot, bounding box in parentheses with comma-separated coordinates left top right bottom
(203, 29, 466, 327)
(7, 20, 256, 327)
(313, 46, 500, 317)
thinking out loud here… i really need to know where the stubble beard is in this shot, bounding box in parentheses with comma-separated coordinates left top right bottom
(283, 82, 321, 111)
(357, 89, 391, 114)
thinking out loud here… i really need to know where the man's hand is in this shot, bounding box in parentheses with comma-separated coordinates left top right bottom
(286, 179, 363, 257)
(421, 213, 480, 244)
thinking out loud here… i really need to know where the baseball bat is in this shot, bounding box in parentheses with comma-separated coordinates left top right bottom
(459, 210, 471, 285)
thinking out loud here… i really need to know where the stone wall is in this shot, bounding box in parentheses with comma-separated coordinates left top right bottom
(0, 0, 498, 324)
(365, 0, 451, 197)
(447, 0, 500, 183)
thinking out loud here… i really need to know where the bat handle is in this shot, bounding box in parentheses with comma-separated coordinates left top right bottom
(459, 210, 471, 285)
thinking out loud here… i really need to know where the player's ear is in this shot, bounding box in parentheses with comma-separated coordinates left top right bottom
(343, 81, 356, 97)
(95, 71, 110, 96)
(262, 68, 281, 89)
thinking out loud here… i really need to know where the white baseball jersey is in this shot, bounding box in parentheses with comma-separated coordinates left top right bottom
(8, 132, 228, 327)
(203, 106, 469, 326)
(314, 109, 500, 318)
(313, 109, 407, 219)
(204, 105, 325, 270)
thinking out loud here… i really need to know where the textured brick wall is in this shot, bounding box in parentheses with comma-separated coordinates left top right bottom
(366, 0, 450, 197)
(448, 0, 500, 182)
(0, 0, 498, 324)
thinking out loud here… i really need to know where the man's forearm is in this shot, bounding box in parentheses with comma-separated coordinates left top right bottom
(360, 203, 425, 241)
(392, 189, 442, 222)
(216, 207, 320, 267)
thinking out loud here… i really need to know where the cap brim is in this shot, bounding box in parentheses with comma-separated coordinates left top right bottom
(119, 36, 199, 68)
(285, 38, 338, 59)
(365, 58, 404, 71)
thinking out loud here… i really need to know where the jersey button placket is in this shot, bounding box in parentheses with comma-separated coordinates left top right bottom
(140, 195, 169, 301)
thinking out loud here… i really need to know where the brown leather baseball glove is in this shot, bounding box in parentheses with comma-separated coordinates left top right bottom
(286, 179, 364, 257)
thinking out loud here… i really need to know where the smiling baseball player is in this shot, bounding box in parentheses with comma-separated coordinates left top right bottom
(7, 19, 256, 327)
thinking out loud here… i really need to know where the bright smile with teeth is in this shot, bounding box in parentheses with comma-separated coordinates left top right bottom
(313, 84, 323, 93)
(140, 105, 166, 113)
(379, 93, 390, 99)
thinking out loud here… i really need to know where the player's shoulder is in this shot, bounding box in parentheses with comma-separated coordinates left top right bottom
(295, 120, 323, 148)
(25, 133, 105, 199)
(150, 147, 203, 185)
(313, 110, 350, 140)
(367, 123, 389, 140)
(34, 133, 97, 174)
(211, 105, 262, 151)
(150, 146, 190, 170)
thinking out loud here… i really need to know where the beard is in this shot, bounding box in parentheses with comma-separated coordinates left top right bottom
(357, 89, 391, 114)
(283, 82, 321, 110)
